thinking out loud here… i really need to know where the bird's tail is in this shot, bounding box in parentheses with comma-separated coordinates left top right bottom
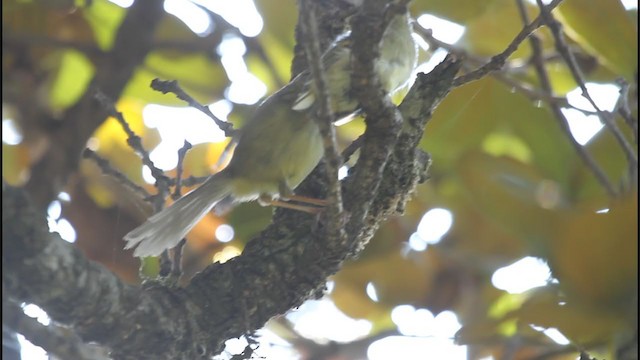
(124, 173, 232, 257)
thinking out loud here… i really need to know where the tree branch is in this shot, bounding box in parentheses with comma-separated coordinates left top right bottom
(298, 0, 346, 241)
(2, 56, 461, 359)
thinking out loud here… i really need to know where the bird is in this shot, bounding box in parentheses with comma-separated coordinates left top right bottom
(123, 6, 417, 257)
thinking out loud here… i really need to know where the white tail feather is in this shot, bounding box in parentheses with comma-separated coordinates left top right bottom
(124, 173, 232, 257)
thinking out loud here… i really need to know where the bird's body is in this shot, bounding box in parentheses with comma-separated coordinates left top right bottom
(224, 84, 325, 201)
(124, 9, 417, 257)
(124, 85, 323, 257)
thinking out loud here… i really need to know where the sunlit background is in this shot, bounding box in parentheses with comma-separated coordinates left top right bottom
(4, 0, 637, 359)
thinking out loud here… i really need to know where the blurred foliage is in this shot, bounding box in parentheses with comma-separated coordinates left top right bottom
(2, 0, 637, 359)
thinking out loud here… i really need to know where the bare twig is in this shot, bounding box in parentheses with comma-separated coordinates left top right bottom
(298, 1, 345, 231)
(82, 148, 151, 200)
(614, 78, 638, 145)
(94, 90, 173, 279)
(150, 79, 235, 137)
(536, 0, 638, 170)
(613, 79, 639, 187)
(342, 134, 364, 163)
(93, 91, 171, 200)
(172, 140, 193, 201)
(534, 0, 635, 193)
(513, 0, 617, 197)
(453, 0, 564, 87)
(161, 140, 191, 281)
(170, 239, 187, 281)
(414, 24, 599, 116)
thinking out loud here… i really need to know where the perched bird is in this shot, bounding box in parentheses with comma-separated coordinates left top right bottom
(124, 6, 417, 257)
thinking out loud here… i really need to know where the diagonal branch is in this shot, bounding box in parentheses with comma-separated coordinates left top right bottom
(345, 0, 407, 251)
(298, 0, 346, 242)
(2, 56, 461, 360)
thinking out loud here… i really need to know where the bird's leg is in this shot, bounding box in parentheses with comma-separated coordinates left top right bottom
(255, 182, 328, 214)
(258, 194, 323, 214)
(277, 182, 328, 206)
(283, 194, 329, 206)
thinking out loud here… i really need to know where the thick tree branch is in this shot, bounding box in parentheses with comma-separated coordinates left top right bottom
(3, 57, 461, 359)
(2, 300, 108, 360)
(345, 0, 412, 253)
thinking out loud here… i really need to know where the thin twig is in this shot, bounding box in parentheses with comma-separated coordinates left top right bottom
(414, 24, 598, 116)
(512, 0, 617, 197)
(159, 251, 172, 278)
(535, 0, 638, 169)
(170, 238, 187, 281)
(93, 91, 171, 198)
(613, 79, 639, 188)
(83, 148, 151, 200)
(536, 0, 638, 167)
(453, 0, 564, 87)
(167, 141, 193, 280)
(150, 79, 235, 137)
(614, 78, 638, 145)
(94, 90, 173, 281)
(299, 1, 345, 226)
(493, 71, 595, 113)
(172, 140, 193, 201)
(342, 135, 364, 163)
